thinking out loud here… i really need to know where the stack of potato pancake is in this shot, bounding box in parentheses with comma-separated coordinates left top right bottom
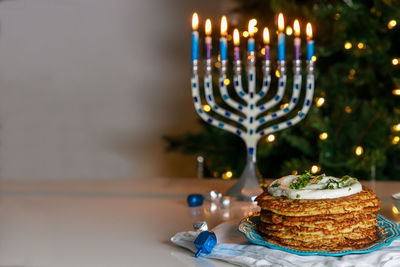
(255, 173, 381, 251)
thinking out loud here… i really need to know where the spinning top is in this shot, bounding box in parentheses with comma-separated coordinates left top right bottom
(193, 221, 208, 232)
(187, 194, 205, 207)
(194, 231, 217, 258)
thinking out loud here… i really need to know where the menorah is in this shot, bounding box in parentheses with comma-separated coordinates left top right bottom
(190, 14, 315, 200)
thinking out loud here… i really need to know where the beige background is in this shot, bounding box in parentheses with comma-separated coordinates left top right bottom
(0, 0, 229, 179)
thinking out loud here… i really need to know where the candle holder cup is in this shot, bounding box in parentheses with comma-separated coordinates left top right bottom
(191, 53, 315, 200)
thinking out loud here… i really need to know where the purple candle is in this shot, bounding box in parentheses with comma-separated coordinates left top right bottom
(263, 27, 270, 60)
(293, 20, 301, 60)
(205, 19, 212, 59)
(233, 28, 240, 61)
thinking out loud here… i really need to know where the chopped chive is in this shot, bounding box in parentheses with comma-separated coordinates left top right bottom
(296, 194, 300, 198)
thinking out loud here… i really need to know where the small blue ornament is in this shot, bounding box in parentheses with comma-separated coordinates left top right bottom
(187, 194, 204, 207)
(194, 231, 217, 258)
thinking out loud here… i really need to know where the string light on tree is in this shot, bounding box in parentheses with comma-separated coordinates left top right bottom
(345, 106, 352, 114)
(319, 132, 328, 140)
(357, 42, 365, 49)
(393, 89, 400, 96)
(388, 19, 397, 29)
(393, 136, 400, 145)
(311, 165, 320, 174)
(312, 56, 317, 62)
(344, 42, 352, 50)
(392, 58, 399, 65)
(280, 103, 289, 109)
(224, 78, 230, 85)
(355, 146, 364, 156)
(286, 26, 293, 35)
(316, 97, 325, 107)
(202, 104, 211, 112)
(222, 171, 233, 179)
(266, 134, 276, 143)
(394, 124, 400, 131)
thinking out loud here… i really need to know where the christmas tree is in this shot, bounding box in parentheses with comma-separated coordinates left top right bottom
(164, 0, 400, 181)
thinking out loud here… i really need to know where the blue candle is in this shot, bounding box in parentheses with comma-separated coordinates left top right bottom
(192, 31, 199, 61)
(248, 38, 255, 52)
(191, 13, 199, 62)
(277, 13, 285, 61)
(220, 16, 228, 61)
(307, 40, 314, 61)
(278, 33, 285, 61)
(306, 23, 314, 61)
(220, 38, 227, 60)
(248, 19, 256, 53)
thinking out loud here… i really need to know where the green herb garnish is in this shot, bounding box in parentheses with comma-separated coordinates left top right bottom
(271, 183, 281, 188)
(296, 194, 301, 198)
(341, 175, 351, 182)
(290, 171, 313, 190)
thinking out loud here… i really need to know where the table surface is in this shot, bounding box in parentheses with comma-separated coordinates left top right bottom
(0, 177, 399, 267)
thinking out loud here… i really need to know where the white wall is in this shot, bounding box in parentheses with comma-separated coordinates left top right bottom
(0, 0, 223, 179)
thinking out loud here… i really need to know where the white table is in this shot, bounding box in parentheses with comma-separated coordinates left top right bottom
(0, 177, 398, 267)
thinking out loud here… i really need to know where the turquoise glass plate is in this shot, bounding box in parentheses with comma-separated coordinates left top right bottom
(238, 214, 400, 256)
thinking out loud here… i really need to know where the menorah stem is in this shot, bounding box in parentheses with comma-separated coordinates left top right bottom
(226, 147, 262, 200)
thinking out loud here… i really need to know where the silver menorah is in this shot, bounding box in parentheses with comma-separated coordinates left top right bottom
(191, 48, 315, 200)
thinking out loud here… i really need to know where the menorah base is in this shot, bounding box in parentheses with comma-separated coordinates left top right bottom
(225, 160, 263, 201)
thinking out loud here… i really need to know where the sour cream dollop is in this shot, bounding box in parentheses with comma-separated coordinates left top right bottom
(267, 174, 362, 199)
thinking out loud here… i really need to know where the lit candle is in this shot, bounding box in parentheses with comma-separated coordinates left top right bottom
(306, 23, 314, 61)
(277, 13, 285, 61)
(233, 28, 240, 61)
(205, 19, 212, 59)
(263, 27, 270, 60)
(248, 19, 256, 53)
(191, 13, 199, 62)
(220, 16, 228, 61)
(293, 20, 301, 60)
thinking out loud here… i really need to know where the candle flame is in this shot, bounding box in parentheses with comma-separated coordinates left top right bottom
(278, 13, 284, 32)
(192, 13, 199, 31)
(205, 19, 212, 35)
(294, 20, 300, 36)
(263, 27, 270, 44)
(306, 23, 313, 39)
(233, 29, 240, 45)
(221, 16, 228, 36)
(248, 19, 257, 37)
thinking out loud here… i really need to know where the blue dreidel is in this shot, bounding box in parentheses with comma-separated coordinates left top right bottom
(194, 231, 217, 258)
(187, 194, 205, 207)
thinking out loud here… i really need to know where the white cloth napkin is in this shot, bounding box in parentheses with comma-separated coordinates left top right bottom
(171, 220, 400, 267)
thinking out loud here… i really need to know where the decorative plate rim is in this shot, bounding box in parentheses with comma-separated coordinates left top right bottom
(238, 213, 400, 256)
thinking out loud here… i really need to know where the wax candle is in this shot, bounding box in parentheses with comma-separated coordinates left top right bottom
(293, 20, 301, 60)
(220, 16, 228, 61)
(306, 23, 314, 61)
(263, 27, 270, 60)
(233, 28, 240, 61)
(205, 19, 212, 59)
(277, 13, 285, 61)
(191, 13, 199, 62)
(248, 19, 256, 52)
